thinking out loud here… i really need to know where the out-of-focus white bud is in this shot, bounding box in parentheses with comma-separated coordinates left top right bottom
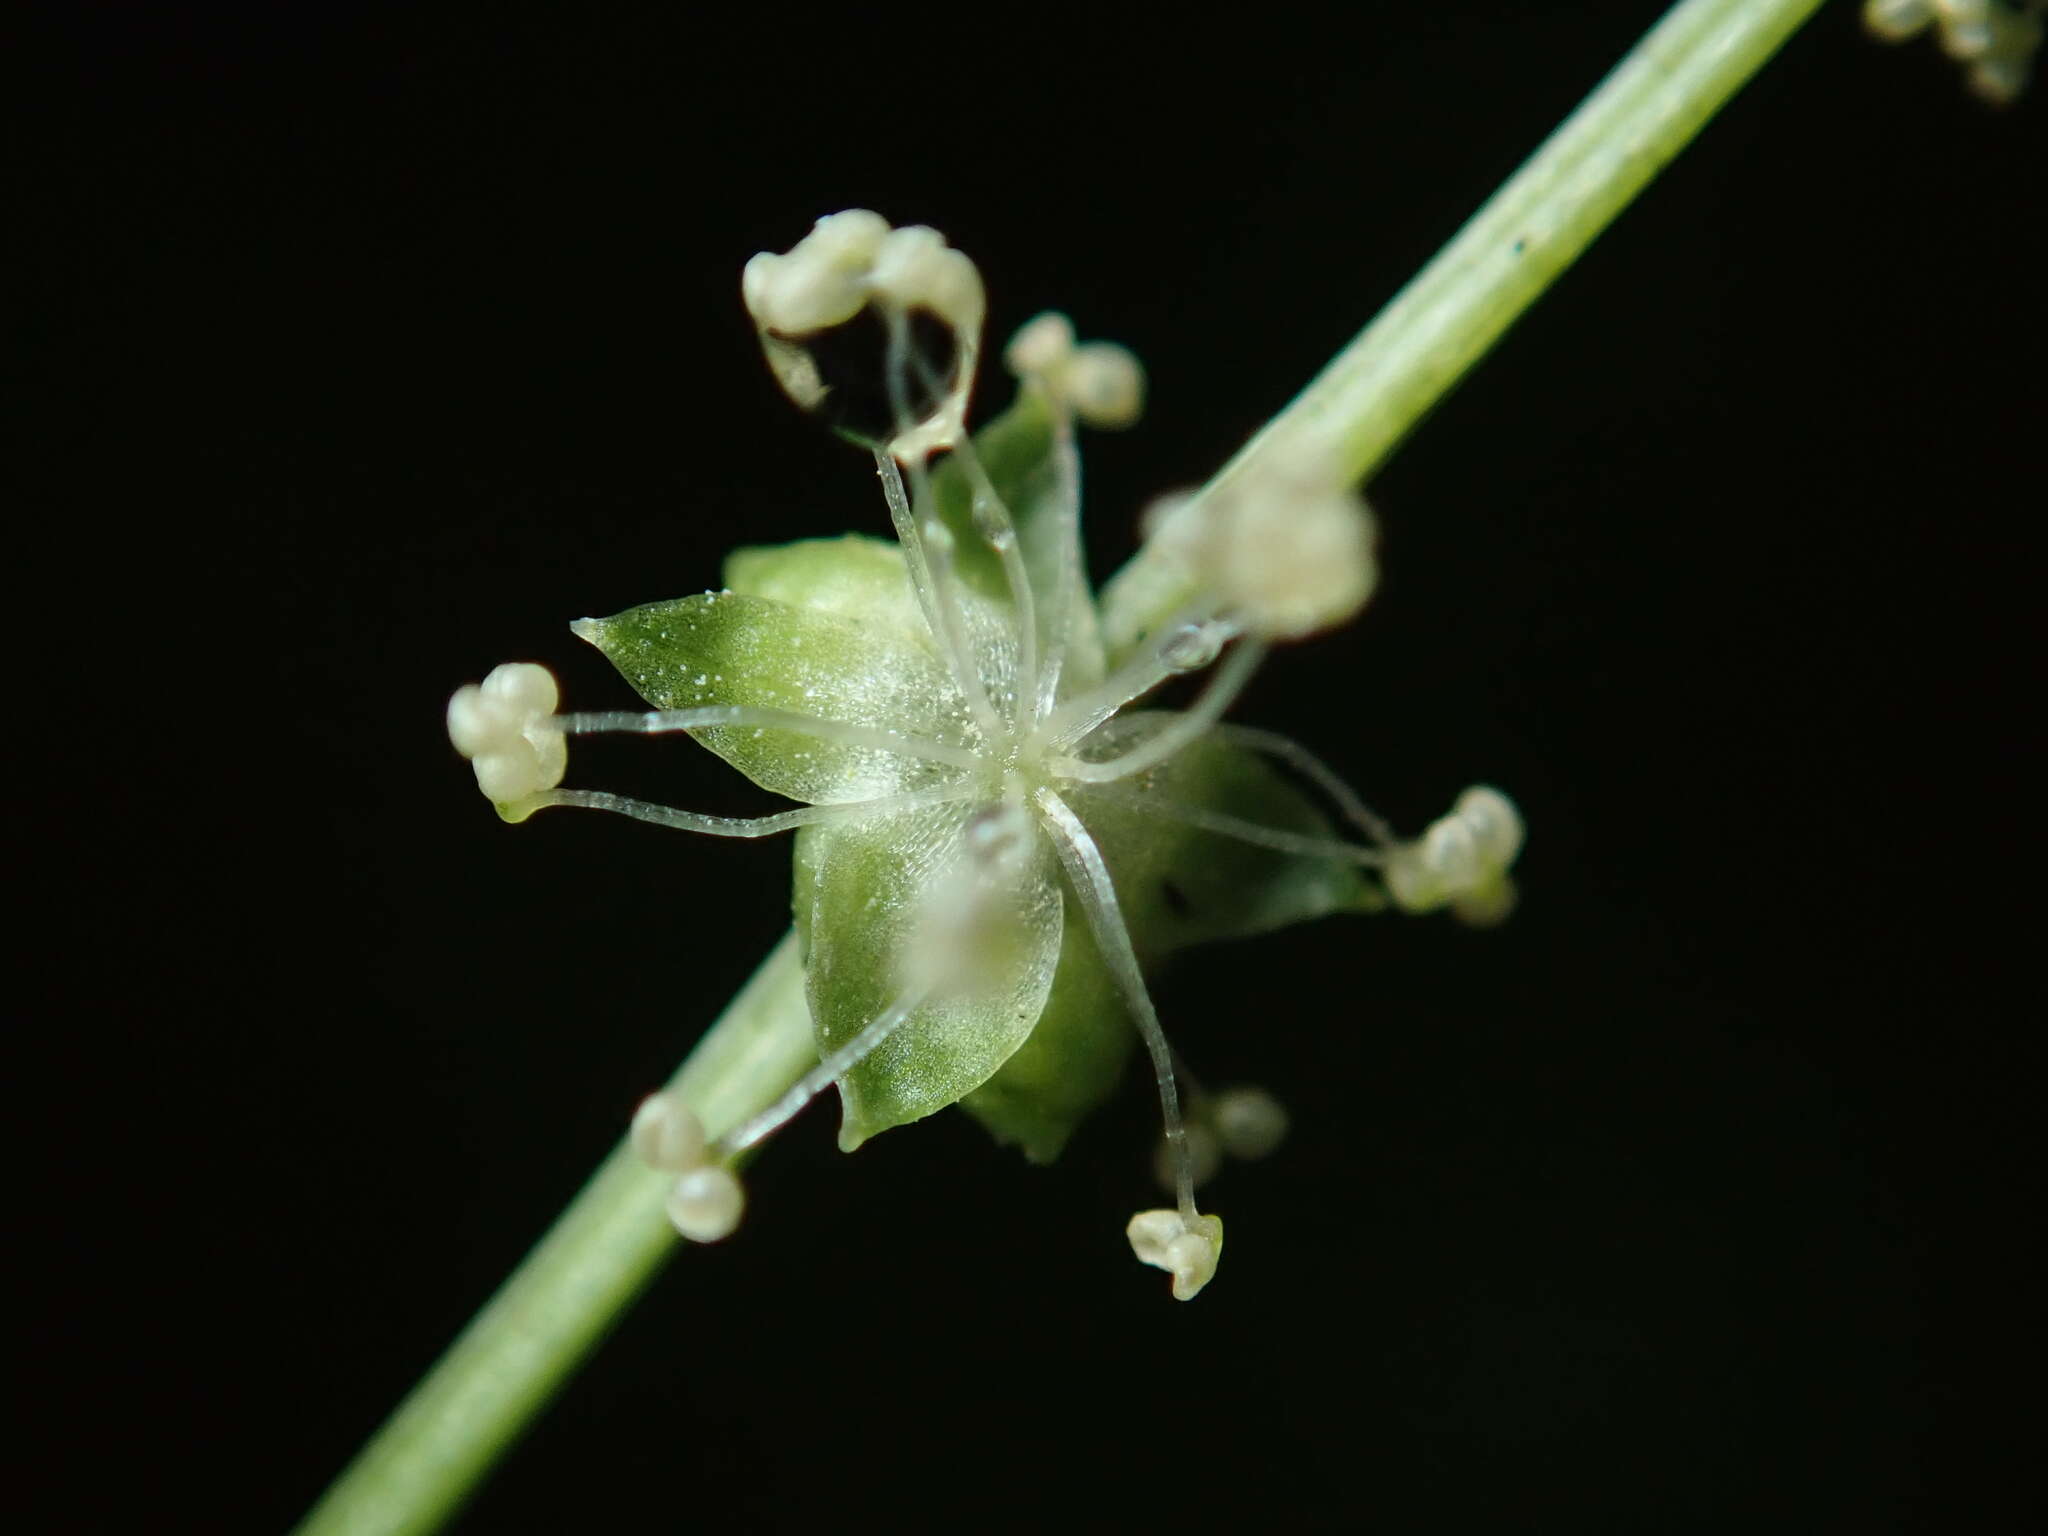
(666, 1165, 746, 1243)
(447, 662, 567, 805)
(630, 1090, 709, 1173)
(1147, 459, 1378, 641)
(1004, 312, 1146, 429)
(1063, 344, 1145, 428)
(1212, 1086, 1290, 1162)
(743, 211, 988, 456)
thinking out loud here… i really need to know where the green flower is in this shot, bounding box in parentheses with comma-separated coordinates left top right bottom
(448, 212, 1523, 1296)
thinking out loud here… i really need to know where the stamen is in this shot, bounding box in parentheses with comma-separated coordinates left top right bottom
(906, 458, 1011, 744)
(1144, 459, 1378, 642)
(940, 431, 1039, 727)
(1214, 724, 1398, 848)
(1125, 1209, 1224, 1301)
(630, 1091, 708, 1173)
(1383, 785, 1526, 919)
(1002, 312, 1145, 429)
(549, 705, 984, 772)
(879, 308, 1008, 746)
(1090, 784, 1387, 866)
(1033, 787, 1204, 1226)
(1031, 397, 1085, 721)
(1055, 638, 1267, 784)
(447, 662, 568, 803)
(510, 780, 978, 835)
(665, 1166, 746, 1243)
(1036, 605, 1234, 753)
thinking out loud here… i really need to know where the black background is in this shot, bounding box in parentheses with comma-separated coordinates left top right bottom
(21, 2, 2044, 1531)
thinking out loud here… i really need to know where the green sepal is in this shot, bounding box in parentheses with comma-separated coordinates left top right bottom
(572, 589, 968, 804)
(793, 802, 1064, 1150)
(957, 909, 1130, 1163)
(722, 534, 926, 643)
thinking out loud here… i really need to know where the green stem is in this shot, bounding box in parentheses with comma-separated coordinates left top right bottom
(301, 2, 1828, 1529)
(1100, 0, 1829, 658)
(293, 931, 814, 1536)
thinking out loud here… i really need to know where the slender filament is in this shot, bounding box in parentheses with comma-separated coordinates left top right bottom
(1033, 787, 1199, 1222)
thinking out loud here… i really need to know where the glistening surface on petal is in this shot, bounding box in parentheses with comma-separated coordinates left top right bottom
(959, 908, 1132, 1163)
(574, 590, 973, 804)
(794, 801, 1063, 1149)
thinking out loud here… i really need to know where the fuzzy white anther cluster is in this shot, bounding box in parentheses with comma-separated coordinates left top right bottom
(1865, 0, 2044, 102)
(631, 1089, 746, 1243)
(1126, 1209, 1224, 1301)
(1003, 312, 1146, 429)
(1385, 785, 1525, 926)
(743, 211, 987, 456)
(446, 662, 567, 805)
(1144, 461, 1379, 642)
(742, 210, 986, 347)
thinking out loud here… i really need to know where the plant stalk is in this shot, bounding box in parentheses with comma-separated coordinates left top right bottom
(294, 931, 813, 1536)
(1099, 0, 1829, 657)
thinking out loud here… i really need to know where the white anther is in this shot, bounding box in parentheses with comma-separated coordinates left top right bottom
(742, 213, 987, 448)
(1126, 1209, 1224, 1301)
(1004, 312, 1075, 377)
(1385, 784, 1525, 917)
(1453, 786, 1525, 870)
(1063, 343, 1145, 428)
(741, 209, 891, 336)
(665, 1165, 746, 1243)
(1865, 0, 2042, 100)
(630, 1090, 708, 1173)
(1004, 313, 1146, 429)
(868, 225, 986, 342)
(1865, 0, 1935, 37)
(446, 662, 567, 804)
(1147, 461, 1378, 641)
(1212, 1086, 1289, 1161)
